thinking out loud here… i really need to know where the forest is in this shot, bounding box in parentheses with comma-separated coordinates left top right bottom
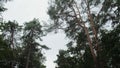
(0, 0, 120, 68)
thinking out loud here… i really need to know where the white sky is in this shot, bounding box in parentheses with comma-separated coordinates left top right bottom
(2, 0, 69, 68)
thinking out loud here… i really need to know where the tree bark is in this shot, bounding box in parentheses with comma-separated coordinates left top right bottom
(72, 1, 99, 68)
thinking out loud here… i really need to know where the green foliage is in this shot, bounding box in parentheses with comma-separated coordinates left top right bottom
(0, 19, 48, 68)
(48, 0, 120, 68)
(0, 1, 47, 68)
(0, 20, 22, 68)
(19, 19, 48, 68)
(0, 35, 14, 68)
(100, 24, 120, 68)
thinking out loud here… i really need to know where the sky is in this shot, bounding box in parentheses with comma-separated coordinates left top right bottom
(2, 0, 69, 68)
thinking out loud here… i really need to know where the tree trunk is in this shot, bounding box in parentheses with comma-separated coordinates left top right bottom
(25, 46, 31, 68)
(73, 1, 99, 68)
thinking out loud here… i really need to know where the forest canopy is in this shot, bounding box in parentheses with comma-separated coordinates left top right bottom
(0, 0, 120, 68)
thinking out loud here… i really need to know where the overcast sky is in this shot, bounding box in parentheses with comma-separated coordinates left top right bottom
(3, 0, 69, 68)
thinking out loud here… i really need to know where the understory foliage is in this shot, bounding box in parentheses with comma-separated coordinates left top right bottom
(48, 0, 120, 68)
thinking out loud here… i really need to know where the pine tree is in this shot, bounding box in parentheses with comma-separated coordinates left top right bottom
(19, 19, 48, 68)
(0, 21, 22, 68)
(48, 0, 120, 68)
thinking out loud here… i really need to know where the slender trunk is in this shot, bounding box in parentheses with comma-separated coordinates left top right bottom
(11, 30, 14, 49)
(25, 30, 33, 68)
(10, 30, 15, 68)
(25, 46, 31, 68)
(83, 24, 98, 68)
(86, 0, 99, 50)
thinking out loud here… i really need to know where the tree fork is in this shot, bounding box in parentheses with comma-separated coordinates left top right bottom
(73, 1, 99, 68)
(85, 0, 102, 67)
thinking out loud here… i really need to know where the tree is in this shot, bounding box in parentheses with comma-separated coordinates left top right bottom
(0, 20, 22, 68)
(1, 21, 22, 48)
(19, 19, 48, 68)
(0, 0, 48, 68)
(0, 19, 49, 68)
(48, 0, 120, 68)
(0, 1, 19, 68)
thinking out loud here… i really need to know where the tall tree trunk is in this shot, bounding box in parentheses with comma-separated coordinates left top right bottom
(25, 46, 31, 68)
(10, 30, 15, 68)
(85, 0, 102, 68)
(73, 1, 99, 68)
